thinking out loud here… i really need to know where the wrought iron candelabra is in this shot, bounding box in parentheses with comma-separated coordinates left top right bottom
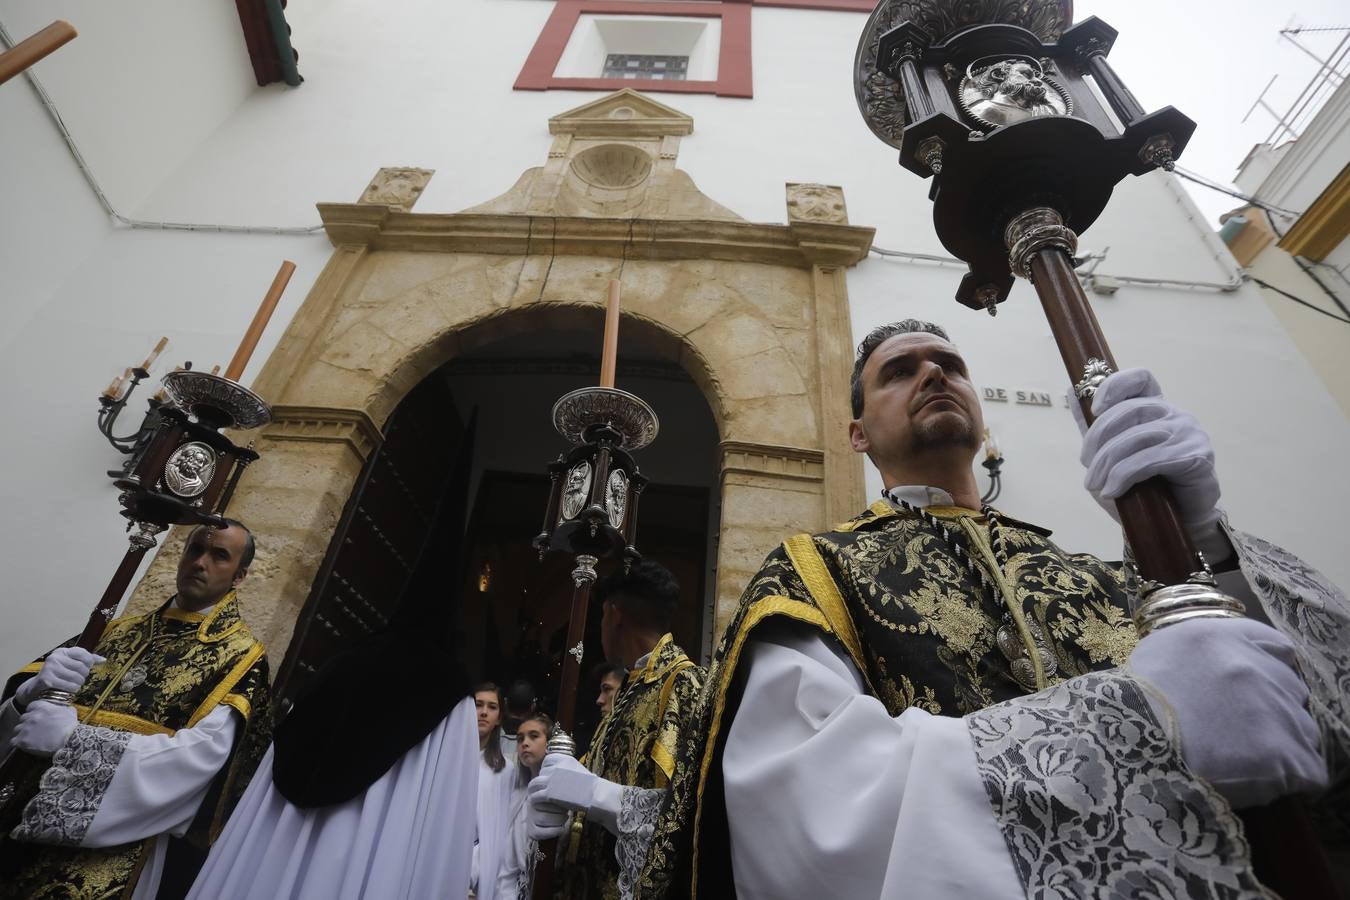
(97, 366, 169, 477)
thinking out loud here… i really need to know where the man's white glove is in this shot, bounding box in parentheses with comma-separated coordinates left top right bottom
(1128, 617, 1326, 808)
(13, 647, 105, 709)
(12, 701, 79, 757)
(1073, 368, 1228, 558)
(527, 753, 625, 840)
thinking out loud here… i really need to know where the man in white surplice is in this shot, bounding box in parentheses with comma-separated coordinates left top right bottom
(0, 520, 272, 900)
(527, 320, 1348, 899)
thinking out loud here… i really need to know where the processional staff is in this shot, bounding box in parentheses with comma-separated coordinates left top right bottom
(530, 278, 658, 900)
(0, 261, 294, 827)
(0, 20, 77, 86)
(852, 2, 1336, 895)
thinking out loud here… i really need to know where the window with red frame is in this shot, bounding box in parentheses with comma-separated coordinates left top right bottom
(514, 1, 753, 98)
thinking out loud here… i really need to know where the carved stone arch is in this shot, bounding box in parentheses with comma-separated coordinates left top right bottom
(126, 90, 876, 665)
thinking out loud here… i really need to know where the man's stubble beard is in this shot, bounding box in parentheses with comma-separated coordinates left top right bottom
(910, 412, 980, 454)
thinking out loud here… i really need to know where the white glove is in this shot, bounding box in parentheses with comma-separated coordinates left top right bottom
(1128, 617, 1326, 808)
(527, 753, 625, 839)
(13, 647, 105, 709)
(1073, 369, 1227, 556)
(12, 701, 79, 757)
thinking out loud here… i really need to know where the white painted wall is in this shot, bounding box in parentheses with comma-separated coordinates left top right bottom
(4, 0, 1349, 676)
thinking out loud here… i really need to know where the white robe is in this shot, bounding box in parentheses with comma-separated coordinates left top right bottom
(472, 751, 518, 900)
(187, 695, 478, 899)
(724, 620, 1024, 900)
(494, 773, 534, 900)
(0, 698, 240, 900)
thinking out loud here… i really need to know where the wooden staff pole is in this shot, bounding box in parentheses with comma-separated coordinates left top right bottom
(1008, 207, 1340, 900)
(224, 261, 295, 382)
(599, 280, 621, 389)
(0, 21, 76, 86)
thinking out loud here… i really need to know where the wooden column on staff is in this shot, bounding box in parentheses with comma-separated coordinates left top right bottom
(225, 261, 296, 382)
(599, 279, 621, 389)
(0, 21, 77, 86)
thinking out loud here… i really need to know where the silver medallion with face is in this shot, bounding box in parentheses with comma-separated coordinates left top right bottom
(605, 468, 629, 529)
(560, 461, 593, 522)
(959, 57, 1072, 130)
(163, 441, 217, 498)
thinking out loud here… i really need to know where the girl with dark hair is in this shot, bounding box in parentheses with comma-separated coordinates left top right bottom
(471, 683, 514, 900)
(496, 713, 554, 900)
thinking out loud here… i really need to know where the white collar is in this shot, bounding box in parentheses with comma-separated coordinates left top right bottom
(630, 650, 653, 673)
(173, 596, 217, 616)
(882, 484, 956, 509)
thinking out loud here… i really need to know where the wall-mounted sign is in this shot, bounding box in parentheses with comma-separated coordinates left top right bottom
(981, 387, 1068, 408)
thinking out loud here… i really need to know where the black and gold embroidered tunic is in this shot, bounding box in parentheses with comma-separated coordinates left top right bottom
(562, 633, 704, 900)
(636, 500, 1142, 899)
(0, 593, 273, 900)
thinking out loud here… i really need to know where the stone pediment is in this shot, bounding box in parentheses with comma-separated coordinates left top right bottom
(464, 89, 740, 222)
(548, 88, 694, 139)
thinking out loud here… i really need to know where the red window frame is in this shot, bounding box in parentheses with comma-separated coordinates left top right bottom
(752, 0, 875, 10)
(514, 1, 753, 98)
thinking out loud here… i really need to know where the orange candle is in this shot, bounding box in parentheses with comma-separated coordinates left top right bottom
(599, 279, 621, 388)
(101, 371, 125, 399)
(113, 368, 133, 401)
(141, 336, 168, 370)
(224, 261, 296, 382)
(0, 21, 77, 86)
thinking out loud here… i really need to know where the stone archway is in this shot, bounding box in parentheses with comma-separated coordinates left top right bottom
(127, 89, 874, 662)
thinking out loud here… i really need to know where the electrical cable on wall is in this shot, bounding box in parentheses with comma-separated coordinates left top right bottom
(0, 19, 324, 237)
(1250, 277, 1350, 325)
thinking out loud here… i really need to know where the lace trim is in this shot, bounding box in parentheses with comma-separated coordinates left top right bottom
(967, 671, 1269, 899)
(13, 724, 131, 846)
(615, 786, 664, 900)
(1227, 522, 1350, 769)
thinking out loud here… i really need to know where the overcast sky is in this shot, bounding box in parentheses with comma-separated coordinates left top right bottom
(1077, 1, 1348, 225)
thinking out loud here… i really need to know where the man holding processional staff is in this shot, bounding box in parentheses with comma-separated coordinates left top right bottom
(0, 261, 296, 900)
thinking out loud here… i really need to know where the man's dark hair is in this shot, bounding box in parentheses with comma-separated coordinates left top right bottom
(850, 320, 951, 418)
(505, 679, 537, 717)
(596, 559, 680, 634)
(187, 517, 256, 573)
(592, 661, 623, 683)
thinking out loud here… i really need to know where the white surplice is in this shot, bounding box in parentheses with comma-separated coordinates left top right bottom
(494, 768, 534, 900)
(473, 750, 519, 900)
(187, 695, 478, 900)
(724, 620, 1023, 900)
(0, 701, 239, 900)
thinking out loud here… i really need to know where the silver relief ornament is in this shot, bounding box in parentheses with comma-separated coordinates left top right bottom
(162, 442, 217, 498)
(959, 57, 1072, 130)
(606, 468, 629, 529)
(560, 461, 593, 522)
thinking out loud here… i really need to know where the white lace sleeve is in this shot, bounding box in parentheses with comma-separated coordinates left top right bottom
(1225, 521, 1350, 766)
(12, 723, 131, 845)
(615, 786, 664, 900)
(966, 671, 1267, 899)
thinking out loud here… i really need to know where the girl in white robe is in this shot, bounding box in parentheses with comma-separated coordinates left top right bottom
(471, 683, 516, 900)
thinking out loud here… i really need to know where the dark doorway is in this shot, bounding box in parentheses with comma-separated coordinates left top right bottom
(276, 314, 720, 750)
